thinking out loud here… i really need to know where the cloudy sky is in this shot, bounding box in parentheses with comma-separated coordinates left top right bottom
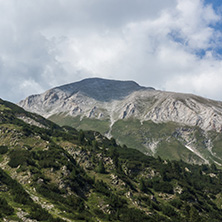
(0, 0, 222, 103)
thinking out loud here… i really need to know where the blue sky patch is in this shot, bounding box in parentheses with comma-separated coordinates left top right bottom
(204, 0, 222, 11)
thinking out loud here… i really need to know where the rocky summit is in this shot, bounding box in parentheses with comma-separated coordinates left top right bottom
(19, 78, 222, 165)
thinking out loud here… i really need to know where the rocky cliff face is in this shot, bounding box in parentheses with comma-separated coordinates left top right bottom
(18, 78, 222, 133)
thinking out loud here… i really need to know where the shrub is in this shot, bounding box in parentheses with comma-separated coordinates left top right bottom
(0, 197, 14, 217)
(0, 146, 8, 154)
(96, 160, 106, 174)
(162, 205, 177, 217)
(119, 208, 151, 222)
(8, 149, 31, 168)
(153, 181, 174, 194)
(169, 199, 183, 209)
(180, 190, 195, 202)
(94, 180, 110, 196)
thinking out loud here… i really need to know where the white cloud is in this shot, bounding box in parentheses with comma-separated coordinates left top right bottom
(0, 0, 222, 102)
(165, 71, 222, 101)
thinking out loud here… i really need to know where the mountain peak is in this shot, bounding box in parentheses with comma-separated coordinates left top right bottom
(18, 78, 222, 165)
(54, 77, 154, 102)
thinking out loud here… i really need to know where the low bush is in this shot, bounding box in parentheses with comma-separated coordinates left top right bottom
(0, 146, 8, 154)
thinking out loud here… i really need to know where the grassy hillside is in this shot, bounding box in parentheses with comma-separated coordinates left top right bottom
(49, 114, 110, 135)
(50, 113, 222, 165)
(1, 98, 222, 221)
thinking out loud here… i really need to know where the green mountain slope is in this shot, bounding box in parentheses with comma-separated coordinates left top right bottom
(1, 98, 222, 221)
(49, 114, 222, 166)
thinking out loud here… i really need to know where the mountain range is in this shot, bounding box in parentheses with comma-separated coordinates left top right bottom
(18, 78, 222, 166)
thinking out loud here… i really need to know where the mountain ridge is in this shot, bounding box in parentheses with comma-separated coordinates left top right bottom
(22, 77, 154, 104)
(18, 78, 222, 132)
